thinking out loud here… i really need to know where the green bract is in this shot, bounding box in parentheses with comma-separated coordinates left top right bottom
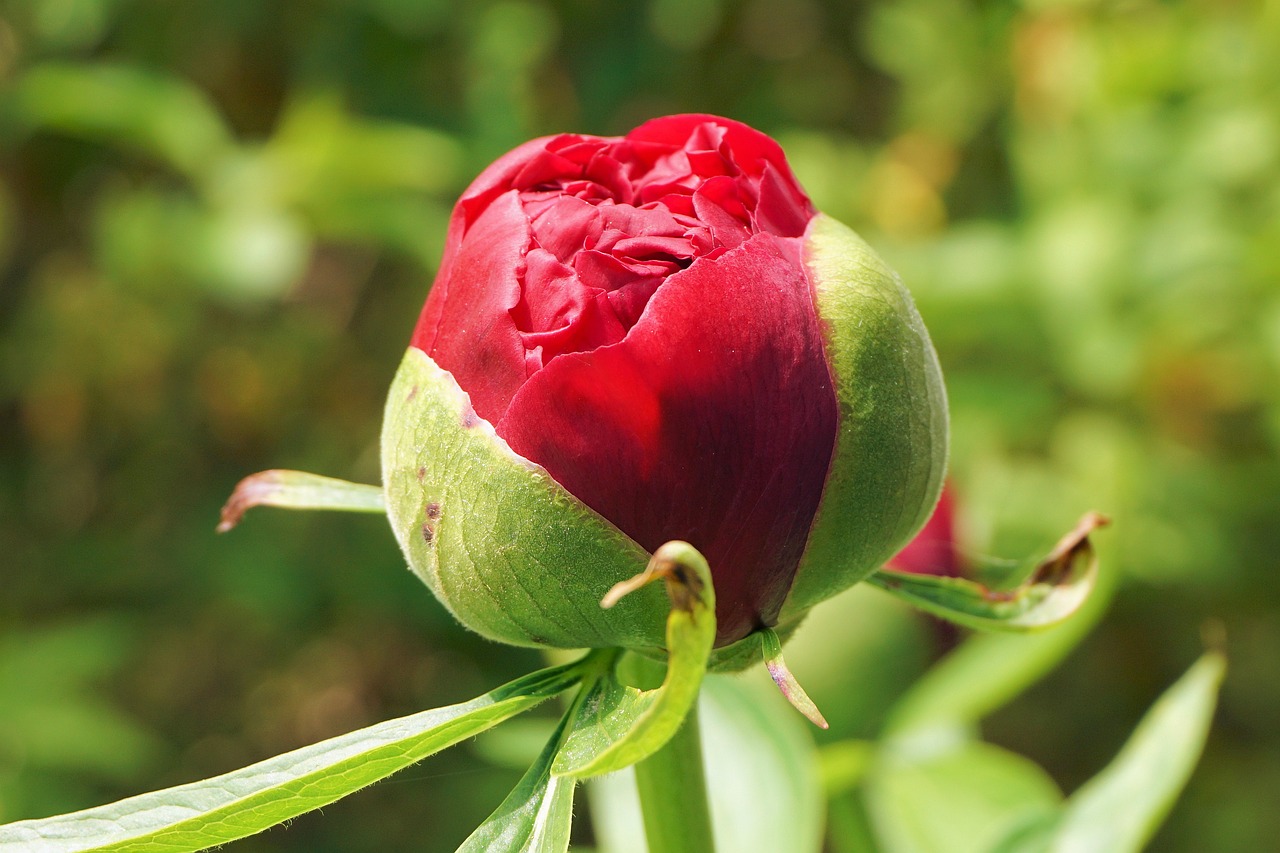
(381, 213, 948, 658)
(782, 214, 949, 619)
(381, 347, 667, 650)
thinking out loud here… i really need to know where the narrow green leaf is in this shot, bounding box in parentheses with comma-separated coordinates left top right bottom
(0, 661, 587, 853)
(866, 513, 1108, 632)
(1046, 653, 1226, 853)
(458, 663, 614, 853)
(217, 469, 385, 531)
(865, 740, 1063, 853)
(552, 542, 716, 779)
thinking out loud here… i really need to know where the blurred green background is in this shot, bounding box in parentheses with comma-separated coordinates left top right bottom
(0, 0, 1276, 850)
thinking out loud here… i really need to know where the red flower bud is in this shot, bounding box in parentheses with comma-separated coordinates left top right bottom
(890, 485, 961, 577)
(384, 115, 947, 654)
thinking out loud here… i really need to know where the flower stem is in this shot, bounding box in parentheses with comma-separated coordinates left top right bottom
(625, 655, 716, 853)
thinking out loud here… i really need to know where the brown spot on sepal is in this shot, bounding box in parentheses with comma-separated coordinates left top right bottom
(416, 466, 426, 482)
(421, 501, 442, 544)
(461, 404, 481, 429)
(407, 384, 419, 402)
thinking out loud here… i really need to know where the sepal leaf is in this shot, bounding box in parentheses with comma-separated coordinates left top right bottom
(760, 627, 829, 729)
(217, 469, 384, 532)
(883, 548, 1117, 739)
(552, 541, 716, 779)
(785, 214, 949, 618)
(866, 513, 1108, 631)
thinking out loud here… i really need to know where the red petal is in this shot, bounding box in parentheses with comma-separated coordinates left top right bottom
(497, 234, 838, 645)
(412, 190, 529, 423)
(755, 162, 813, 238)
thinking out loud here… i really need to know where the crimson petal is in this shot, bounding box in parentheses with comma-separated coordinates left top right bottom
(496, 233, 838, 645)
(412, 190, 530, 424)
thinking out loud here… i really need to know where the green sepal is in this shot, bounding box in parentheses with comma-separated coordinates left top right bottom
(865, 512, 1108, 632)
(783, 214, 949, 620)
(217, 469, 385, 532)
(552, 541, 716, 779)
(760, 627, 829, 729)
(0, 660, 587, 853)
(381, 347, 668, 650)
(882, 539, 1117, 740)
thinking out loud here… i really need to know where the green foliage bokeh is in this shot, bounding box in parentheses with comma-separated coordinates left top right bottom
(0, 0, 1276, 850)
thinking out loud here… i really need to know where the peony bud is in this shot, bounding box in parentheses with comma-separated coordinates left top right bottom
(382, 115, 947, 657)
(888, 485, 961, 577)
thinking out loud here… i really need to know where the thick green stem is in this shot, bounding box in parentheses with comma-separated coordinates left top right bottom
(624, 653, 715, 853)
(634, 701, 715, 853)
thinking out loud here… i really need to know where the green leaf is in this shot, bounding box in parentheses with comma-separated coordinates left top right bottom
(883, 546, 1117, 739)
(865, 740, 1063, 853)
(0, 661, 588, 853)
(458, 662, 614, 853)
(553, 541, 716, 779)
(701, 675, 825, 853)
(866, 513, 1108, 632)
(458, 725, 578, 853)
(551, 673, 652, 775)
(381, 346, 667, 650)
(216, 470, 385, 532)
(783, 213, 949, 619)
(1043, 652, 1226, 853)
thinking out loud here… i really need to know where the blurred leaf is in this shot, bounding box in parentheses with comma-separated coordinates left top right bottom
(700, 675, 824, 853)
(269, 94, 463, 198)
(0, 659, 588, 852)
(472, 717, 559, 770)
(187, 205, 310, 301)
(820, 740, 875, 796)
(1031, 653, 1227, 853)
(865, 740, 1062, 853)
(6, 63, 232, 178)
(0, 619, 158, 779)
(867, 513, 1108, 632)
(0, 701, 156, 778)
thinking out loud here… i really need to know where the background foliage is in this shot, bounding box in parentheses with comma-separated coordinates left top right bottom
(0, 0, 1275, 849)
